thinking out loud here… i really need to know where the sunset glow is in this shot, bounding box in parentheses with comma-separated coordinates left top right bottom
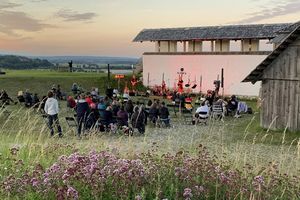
(0, 0, 299, 57)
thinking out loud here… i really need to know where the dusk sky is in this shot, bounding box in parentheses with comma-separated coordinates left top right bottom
(0, 0, 299, 57)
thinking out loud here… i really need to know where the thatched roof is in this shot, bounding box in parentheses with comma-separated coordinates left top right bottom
(133, 23, 291, 42)
(242, 23, 300, 84)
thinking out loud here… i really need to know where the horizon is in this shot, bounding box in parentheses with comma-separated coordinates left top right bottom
(0, 0, 299, 57)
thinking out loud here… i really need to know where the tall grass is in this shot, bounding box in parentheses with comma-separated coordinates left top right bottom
(0, 106, 299, 199)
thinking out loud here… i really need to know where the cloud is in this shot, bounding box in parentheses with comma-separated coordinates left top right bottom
(0, 1, 22, 9)
(56, 9, 97, 22)
(0, 10, 53, 36)
(235, 0, 300, 23)
(30, 0, 48, 2)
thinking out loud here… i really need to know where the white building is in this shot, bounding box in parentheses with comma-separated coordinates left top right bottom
(133, 23, 292, 96)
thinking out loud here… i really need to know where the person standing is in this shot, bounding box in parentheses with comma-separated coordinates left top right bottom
(76, 94, 90, 138)
(44, 91, 62, 137)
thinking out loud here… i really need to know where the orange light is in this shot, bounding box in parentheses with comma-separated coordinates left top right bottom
(115, 74, 125, 79)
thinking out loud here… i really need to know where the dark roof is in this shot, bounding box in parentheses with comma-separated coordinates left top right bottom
(271, 21, 300, 44)
(133, 23, 291, 42)
(242, 24, 300, 84)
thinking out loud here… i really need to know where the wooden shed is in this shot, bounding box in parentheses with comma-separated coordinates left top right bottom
(243, 22, 300, 131)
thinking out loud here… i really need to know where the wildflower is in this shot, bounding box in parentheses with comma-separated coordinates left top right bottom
(67, 186, 79, 200)
(183, 188, 193, 199)
(254, 175, 264, 184)
(10, 146, 19, 156)
(195, 185, 204, 193)
(31, 178, 38, 187)
(135, 195, 142, 200)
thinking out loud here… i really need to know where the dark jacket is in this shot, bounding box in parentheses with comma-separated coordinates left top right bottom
(125, 101, 134, 114)
(117, 110, 128, 126)
(149, 107, 159, 119)
(131, 109, 145, 128)
(76, 100, 89, 118)
(159, 106, 169, 119)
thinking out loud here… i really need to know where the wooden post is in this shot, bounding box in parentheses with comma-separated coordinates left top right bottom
(199, 75, 202, 95)
(221, 68, 224, 97)
(147, 73, 150, 86)
(107, 64, 111, 88)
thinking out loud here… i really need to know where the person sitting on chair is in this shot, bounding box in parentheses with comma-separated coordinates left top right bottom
(0, 90, 14, 105)
(194, 101, 210, 123)
(159, 102, 170, 127)
(148, 102, 159, 124)
(67, 96, 76, 109)
(117, 106, 128, 127)
(24, 89, 33, 107)
(32, 93, 40, 108)
(227, 95, 238, 115)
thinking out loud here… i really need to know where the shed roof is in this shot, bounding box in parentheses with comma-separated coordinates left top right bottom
(133, 23, 291, 42)
(242, 23, 300, 84)
(270, 21, 300, 44)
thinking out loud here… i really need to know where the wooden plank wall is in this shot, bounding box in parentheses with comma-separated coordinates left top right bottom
(261, 37, 300, 131)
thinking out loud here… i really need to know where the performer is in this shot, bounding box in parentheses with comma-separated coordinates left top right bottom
(130, 75, 138, 92)
(177, 76, 184, 93)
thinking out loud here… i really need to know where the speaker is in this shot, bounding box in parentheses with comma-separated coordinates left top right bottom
(106, 88, 113, 98)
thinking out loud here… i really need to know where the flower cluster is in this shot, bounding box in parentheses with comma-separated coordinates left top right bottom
(1, 145, 299, 199)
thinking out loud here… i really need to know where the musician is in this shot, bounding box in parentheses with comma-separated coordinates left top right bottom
(131, 75, 138, 91)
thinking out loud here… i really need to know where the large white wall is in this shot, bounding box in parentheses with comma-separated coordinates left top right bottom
(143, 54, 266, 96)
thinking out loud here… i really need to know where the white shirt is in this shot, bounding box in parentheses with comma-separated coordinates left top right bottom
(196, 105, 209, 114)
(44, 97, 59, 115)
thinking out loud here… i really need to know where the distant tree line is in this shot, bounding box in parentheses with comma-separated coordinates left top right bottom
(0, 55, 54, 69)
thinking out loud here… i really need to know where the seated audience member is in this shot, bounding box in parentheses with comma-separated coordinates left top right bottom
(91, 87, 98, 97)
(195, 101, 210, 119)
(32, 93, 40, 108)
(71, 83, 79, 95)
(205, 90, 215, 106)
(39, 96, 47, 113)
(159, 102, 170, 126)
(56, 84, 62, 100)
(125, 99, 134, 118)
(24, 89, 33, 107)
(103, 106, 115, 126)
(17, 91, 25, 103)
(76, 94, 90, 138)
(0, 90, 14, 105)
(131, 106, 146, 134)
(117, 106, 129, 127)
(148, 102, 159, 123)
(227, 95, 238, 115)
(67, 96, 76, 109)
(111, 98, 120, 116)
(98, 99, 107, 119)
(85, 93, 93, 107)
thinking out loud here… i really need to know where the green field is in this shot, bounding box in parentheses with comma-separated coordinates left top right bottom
(0, 70, 299, 199)
(0, 70, 111, 97)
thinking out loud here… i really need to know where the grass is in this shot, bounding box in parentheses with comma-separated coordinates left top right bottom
(0, 70, 299, 199)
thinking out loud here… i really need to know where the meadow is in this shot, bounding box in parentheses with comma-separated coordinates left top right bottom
(0, 70, 299, 199)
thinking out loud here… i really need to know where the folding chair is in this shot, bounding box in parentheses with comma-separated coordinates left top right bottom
(181, 109, 193, 125)
(211, 104, 224, 121)
(65, 117, 78, 128)
(195, 111, 209, 125)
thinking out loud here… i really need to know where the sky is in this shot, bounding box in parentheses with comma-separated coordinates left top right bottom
(0, 0, 299, 57)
